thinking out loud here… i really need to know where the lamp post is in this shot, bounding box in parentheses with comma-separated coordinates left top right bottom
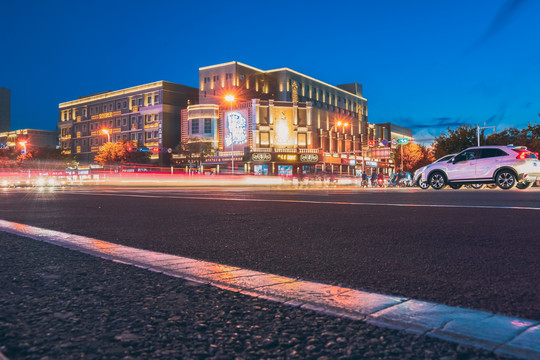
(101, 129, 111, 142)
(225, 94, 235, 174)
(19, 141, 27, 154)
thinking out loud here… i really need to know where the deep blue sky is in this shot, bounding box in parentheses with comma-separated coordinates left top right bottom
(1, 0, 539, 139)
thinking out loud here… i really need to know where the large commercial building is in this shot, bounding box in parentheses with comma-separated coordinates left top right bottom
(58, 81, 198, 164)
(0, 129, 58, 151)
(182, 61, 411, 175)
(0, 87, 10, 133)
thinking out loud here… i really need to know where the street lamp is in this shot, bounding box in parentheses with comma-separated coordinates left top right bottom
(101, 129, 111, 142)
(225, 94, 235, 174)
(19, 141, 27, 154)
(329, 121, 349, 153)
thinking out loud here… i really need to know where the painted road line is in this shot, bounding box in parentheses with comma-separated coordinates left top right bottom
(64, 191, 540, 211)
(1, 219, 539, 359)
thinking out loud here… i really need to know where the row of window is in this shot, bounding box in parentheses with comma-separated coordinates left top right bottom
(191, 119, 213, 134)
(63, 130, 160, 149)
(61, 94, 160, 121)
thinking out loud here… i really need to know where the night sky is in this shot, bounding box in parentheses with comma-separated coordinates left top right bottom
(1, 0, 539, 140)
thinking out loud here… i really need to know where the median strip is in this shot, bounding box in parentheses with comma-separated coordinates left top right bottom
(1, 219, 539, 359)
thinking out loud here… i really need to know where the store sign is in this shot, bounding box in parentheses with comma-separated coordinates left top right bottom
(91, 110, 121, 120)
(366, 161, 378, 167)
(225, 111, 247, 147)
(299, 153, 319, 163)
(275, 154, 297, 162)
(251, 153, 272, 162)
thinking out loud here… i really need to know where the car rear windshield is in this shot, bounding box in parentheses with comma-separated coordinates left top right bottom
(512, 149, 538, 159)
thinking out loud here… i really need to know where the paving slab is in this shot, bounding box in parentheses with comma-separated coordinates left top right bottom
(430, 314, 538, 351)
(496, 324, 540, 359)
(367, 300, 488, 334)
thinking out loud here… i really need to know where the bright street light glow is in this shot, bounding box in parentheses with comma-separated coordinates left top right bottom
(101, 129, 109, 135)
(337, 121, 342, 126)
(225, 94, 235, 102)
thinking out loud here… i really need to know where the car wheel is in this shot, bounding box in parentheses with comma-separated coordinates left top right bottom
(516, 181, 532, 190)
(449, 184, 462, 190)
(429, 171, 446, 190)
(418, 179, 430, 190)
(471, 183, 484, 189)
(495, 169, 516, 190)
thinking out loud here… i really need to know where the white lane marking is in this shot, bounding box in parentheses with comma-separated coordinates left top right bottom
(1, 219, 539, 358)
(62, 191, 540, 211)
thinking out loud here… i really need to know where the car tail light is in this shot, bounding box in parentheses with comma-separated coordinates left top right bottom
(516, 152, 528, 160)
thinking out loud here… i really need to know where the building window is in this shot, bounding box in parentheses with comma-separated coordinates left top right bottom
(191, 119, 199, 134)
(154, 94, 159, 104)
(123, 101, 127, 108)
(204, 119, 212, 133)
(122, 118, 127, 126)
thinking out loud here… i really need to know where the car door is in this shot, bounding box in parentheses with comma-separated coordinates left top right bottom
(446, 150, 479, 181)
(476, 148, 509, 179)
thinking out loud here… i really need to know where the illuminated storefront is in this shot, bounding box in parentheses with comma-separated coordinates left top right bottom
(181, 61, 412, 175)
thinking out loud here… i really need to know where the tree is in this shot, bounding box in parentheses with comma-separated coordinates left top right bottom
(433, 124, 482, 159)
(486, 123, 540, 153)
(394, 143, 434, 172)
(94, 140, 131, 165)
(174, 138, 215, 171)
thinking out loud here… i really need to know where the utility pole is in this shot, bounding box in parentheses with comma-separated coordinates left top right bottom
(477, 124, 496, 147)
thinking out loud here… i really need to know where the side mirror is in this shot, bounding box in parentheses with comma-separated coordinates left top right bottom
(451, 158, 457, 164)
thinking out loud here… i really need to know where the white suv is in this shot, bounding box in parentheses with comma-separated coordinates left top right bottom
(421, 146, 540, 190)
(414, 154, 455, 189)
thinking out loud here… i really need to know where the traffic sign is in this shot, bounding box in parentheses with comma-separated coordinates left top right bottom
(398, 138, 409, 144)
(391, 138, 398, 146)
(381, 139, 389, 146)
(368, 140, 377, 147)
(167, 148, 173, 154)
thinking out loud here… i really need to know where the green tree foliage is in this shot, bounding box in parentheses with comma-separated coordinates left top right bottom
(434, 123, 540, 158)
(433, 125, 480, 159)
(394, 143, 435, 172)
(486, 123, 540, 152)
(94, 140, 131, 165)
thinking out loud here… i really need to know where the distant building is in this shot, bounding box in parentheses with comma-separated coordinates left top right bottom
(0, 129, 58, 151)
(0, 87, 10, 132)
(182, 61, 410, 175)
(58, 81, 198, 164)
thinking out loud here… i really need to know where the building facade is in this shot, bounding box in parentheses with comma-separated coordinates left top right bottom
(0, 87, 10, 133)
(183, 61, 411, 175)
(58, 81, 198, 164)
(0, 129, 58, 151)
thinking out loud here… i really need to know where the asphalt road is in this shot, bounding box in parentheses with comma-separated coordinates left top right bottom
(1, 185, 539, 322)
